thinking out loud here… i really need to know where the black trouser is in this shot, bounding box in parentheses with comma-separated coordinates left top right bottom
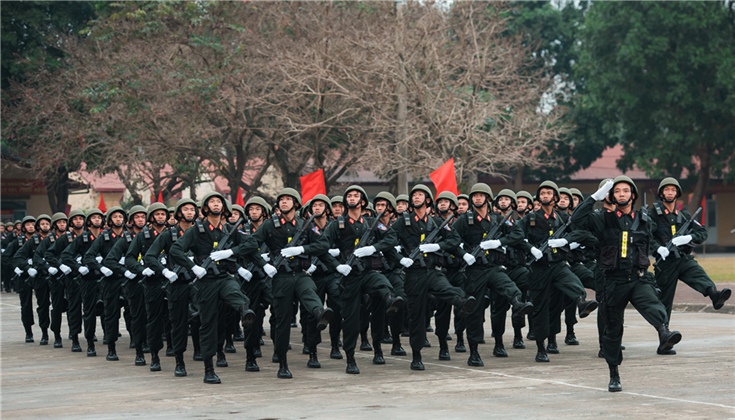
(50, 274, 67, 336)
(601, 271, 667, 366)
(654, 255, 716, 321)
(80, 277, 99, 341)
(340, 270, 393, 354)
(528, 261, 584, 343)
(241, 275, 272, 351)
(167, 280, 197, 354)
(103, 276, 124, 345)
(143, 277, 169, 353)
(65, 275, 82, 338)
(550, 262, 596, 337)
(194, 275, 249, 360)
(385, 270, 406, 343)
(32, 275, 51, 333)
(125, 280, 148, 352)
(435, 268, 463, 343)
(271, 270, 323, 361)
(464, 265, 522, 345)
(404, 267, 464, 353)
(490, 265, 529, 341)
(17, 275, 35, 333)
(308, 272, 341, 350)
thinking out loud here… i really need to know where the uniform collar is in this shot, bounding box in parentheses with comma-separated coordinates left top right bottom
(616, 210, 635, 219)
(349, 216, 364, 224)
(543, 211, 556, 220)
(664, 208, 678, 216)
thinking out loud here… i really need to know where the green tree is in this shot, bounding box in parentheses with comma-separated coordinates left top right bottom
(578, 2, 735, 210)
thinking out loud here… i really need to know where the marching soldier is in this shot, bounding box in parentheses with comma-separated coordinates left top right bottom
(573, 177, 681, 392)
(330, 196, 344, 219)
(395, 194, 409, 215)
(33, 212, 69, 348)
(13, 215, 48, 342)
(516, 191, 533, 218)
(651, 177, 730, 354)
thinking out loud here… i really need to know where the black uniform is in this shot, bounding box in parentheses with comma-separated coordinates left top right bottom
(46, 230, 83, 346)
(60, 230, 101, 347)
(85, 229, 125, 351)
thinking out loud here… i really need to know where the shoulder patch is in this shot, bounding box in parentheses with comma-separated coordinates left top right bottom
(694, 219, 702, 227)
(377, 223, 388, 231)
(311, 226, 321, 235)
(444, 224, 452, 231)
(505, 219, 513, 226)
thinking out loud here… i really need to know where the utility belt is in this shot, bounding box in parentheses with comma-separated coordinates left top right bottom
(603, 268, 646, 283)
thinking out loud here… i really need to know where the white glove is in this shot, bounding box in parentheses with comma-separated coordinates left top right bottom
(672, 235, 692, 247)
(263, 263, 277, 278)
(657, 246, 670, 260)
(160, 256, 167, 266)
(75, 256, 82, 264)
(188, 255, 195, 262)
(78, 266, 89, 276)
(48, 267, 59, 276)
(14, 267, 23, 276)
(209, 249, 233, 262)
(336, 264, 352, 276)
(27, 268, 37, 278)
(261, 253, 270, 262)
(118, 257, 125, 265)
(124, 270, 136, 280)
(95, 256, 103, 263)
(463, 254, 476, 266)
(28, 258, 33, 265)
(400, 257, 414, 268)
(548, 238, 568, 248)
(328, 248, 340, 257)
(531, 247, 543, 261)
(569, 242, 580, 250)
(281, 246, 305, 258)
(191, 265, 206, 279)
(307, 264, 317, 274)
(353, 246, 377, 258)
(419, 243, 441, 253)
(59, 264, 71, 275)
(592, 180, 614, 201)
(238, 267, 253, 281)
(395, 245, 402, 253)
(100, 267, 113, 277)
(142, 267, 155, 277)
(480, 239, 502, 250)
(162, 268, 178, 283)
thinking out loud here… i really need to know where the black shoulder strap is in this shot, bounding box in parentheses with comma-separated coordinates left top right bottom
(426, 215, 434, 232)
(467, 210, 474, 225)
(653, 202, 664, 216)
(82, 231, 89, 243)
(49, 234, 55, 243)
(403, 212, 411, 226)
(34, 234, 40, 245)
(337, 215, 345, 229)
(103, 229, 111, 241)
(272, 213, 281, 228)
(143, 226, 151, 239)
(677, 211, 683, 225)
(171, 228, 178, 242)
(124, 231, 133, 243)
(196, 220, 205, 233)
(67, 231, 74, 243)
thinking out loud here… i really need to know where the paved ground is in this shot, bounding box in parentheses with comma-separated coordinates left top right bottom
(1, 289, 734, 419)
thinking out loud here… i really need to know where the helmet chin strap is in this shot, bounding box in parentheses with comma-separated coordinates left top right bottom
(540, 199, 553, 206)
(662, 196, 676, 203)
(154, 220, 166, 227)
(113, 222, 124, 228)
(209, 210, 222, 216)
(615, 198, 631, 207)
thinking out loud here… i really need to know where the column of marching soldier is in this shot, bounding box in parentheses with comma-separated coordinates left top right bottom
(1, 176, 730, 392)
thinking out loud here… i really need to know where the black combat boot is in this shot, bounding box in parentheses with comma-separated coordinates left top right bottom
(546, 335, 560, 354)
(410, 351, 425, 370)
(25, 325, 34, 343)
(253, 345, 262, 358)
(535, 340, 549, 362)
(150, 351, 161, 372)
(576, 296, 598, 318)
(135, 347, 146, 366)
(192, 343, 203, 361)
(346, 351, 360, 374)
(360, 331, 372, 351)
(203, 358, 221, 384)
(468, 342, 484, 366)
(493, 336, 508, 358)
(225, 336, 236, 354)
(455, 333, 467, 353)
(373, 342, 385, 365)
(106, 342, 119, 361)
(239, 303, 256, 329)
(510, 297, 534, 327)
(86, 340, 96, 357)
(330, 341, 343, 359)
(233, 326, 244, 342)
(455, 296, 477, 318)
(53, 332, 63, 348)
(385, 293, 405, 315)
(307, 348, 321, 369)
(391, 337, 407, 356)
(564, 325, 579, 345)
(39, 329, 49, 345)
(216, 351, 228, 367)
(174, 353, 187, 377)
(245, 347, 260, 372)
(438, 337, 451, 361)
(513, 327, 525, 349)
(656, 324, 682, 355)
(608, 363, 622, 392)
(313, 307, 334, 331)
(71, 334, 82, 352)
(708, 286, 731, 310)
(277, 357, 292, 379)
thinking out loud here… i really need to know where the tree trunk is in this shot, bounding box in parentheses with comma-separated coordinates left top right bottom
(513, 164, 525, 191)
(688, 144, 710, 215)
(45, 167, 69, 214)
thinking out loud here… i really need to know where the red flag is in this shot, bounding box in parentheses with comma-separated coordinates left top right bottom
(430, 158, 458, 196)
(98, 194, 107, 213)
(157, 190, 164, 203)
(235, 187, 245, 206)
(300, 169, 326, 203)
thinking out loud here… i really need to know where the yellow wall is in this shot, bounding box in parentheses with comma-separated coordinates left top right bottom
(717, 193, 735, 246)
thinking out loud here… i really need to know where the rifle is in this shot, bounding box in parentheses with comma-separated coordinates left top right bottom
(190, 218, 246, 288)
(407, 215, 454, 268)
(161, 250, 195, 290)
(527, 212, 574, 264)
(653, 206, 702, 268)
(247, 243, 269, 280)
(464, 211, 512, 268)
(341, 212, 384, 275)
(270, 214, 317, 273)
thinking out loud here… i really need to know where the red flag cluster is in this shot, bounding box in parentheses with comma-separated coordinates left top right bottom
(430, 158, 458, 196)
(300, 169, 326, 203)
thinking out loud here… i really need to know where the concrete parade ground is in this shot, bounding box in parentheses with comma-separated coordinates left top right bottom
(1, 287, 734, 420)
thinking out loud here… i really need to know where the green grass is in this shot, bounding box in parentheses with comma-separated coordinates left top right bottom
(695, 257, 735, 283)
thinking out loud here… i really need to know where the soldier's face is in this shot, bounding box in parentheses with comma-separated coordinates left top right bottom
(374, 200, 388, 214)
(517, 198, 529, 213)
(396, 201, 408, 213)
(110, 213, 125, 226)
(168, 213, 176, 225)
(662, 185, 678, 202)
(312, 201, 326, 217)
(89, 215, 103, 227)
(332, 203, 344, 217)
(38, 220, 51, 232)
(471, 193, 485, 207)
(614, 185, 632, 206)
(248, 205, 262, 221)
(153, 210, 168, 225)
(346, 191, 362, 208)
(24, 222, 35, 234)
(55, 220, 67, 232)
(558, 194, 570, 209)
(539, 189, 555, 205)
(71, 216, 84, 229)
(533, 200, 541, 211)
(15, 223, 21, 230)
(5, 226, 12, 233)
(573, 196, 580, 208)
(228, 211, 240, 223)
(133, 213, 146, 228)
(412, 192, 426, 207)
(498, 196, 512, 210)
(437, 198, 451, 212)
(279, 196, 294, 213)
(207, 197, 223, 214)
(457, 199, 469, 214)
(181, 204, 197, 221)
